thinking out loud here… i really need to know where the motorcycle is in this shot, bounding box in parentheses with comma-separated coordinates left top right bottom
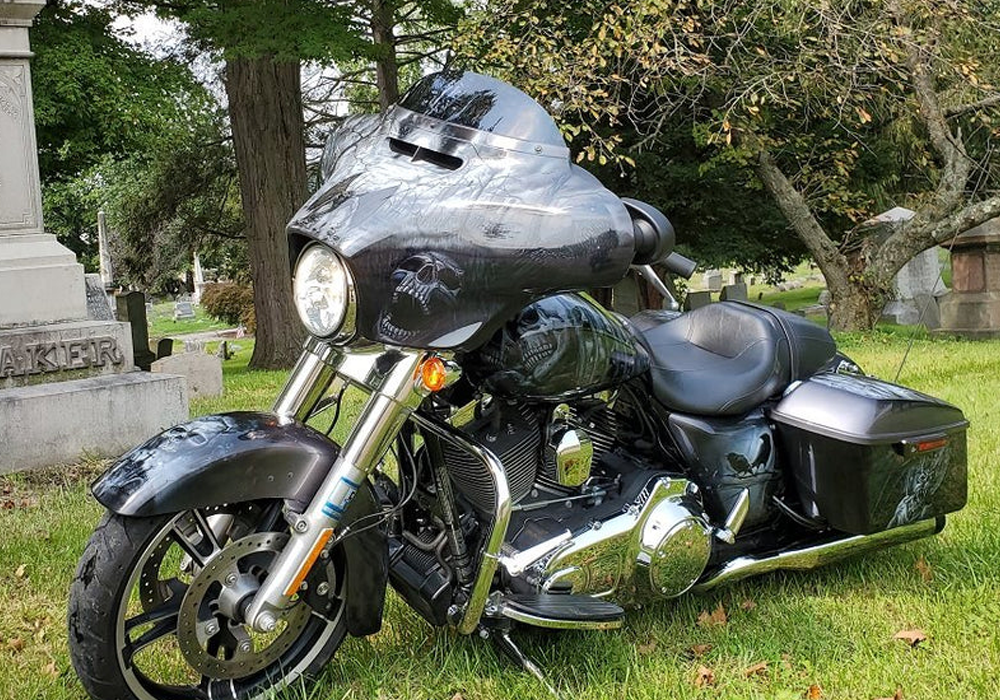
(68, 71, 968, 700)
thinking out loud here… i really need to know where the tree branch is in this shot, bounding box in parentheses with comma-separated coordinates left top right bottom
(876, 195, 1000, 278)
(945, 94, 1000, 119)
(755, 150, 851, 288)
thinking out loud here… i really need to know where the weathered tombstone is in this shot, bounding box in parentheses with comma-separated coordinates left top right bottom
(728, 271, 744, 286)
(174, 301, 196, 320)
(84, 274, 115, 321)
(0, 2, 186, 472)
(184, 339, 206, 354)
(720, 283, 748, 302)
(216, 340, 234, 361)
(611, 272, 642, 316)
(151, 353, 223, 398)
(116, 292, 157, 370)
(684, 290, 713, 310)
(911, 293, 941, 330)
(818, 289, 831, 308)
(939, 218, 1000, 337)
(882, 247, 947, 325)
(155, 338, 174, 360)
(703, 269, 723, 292)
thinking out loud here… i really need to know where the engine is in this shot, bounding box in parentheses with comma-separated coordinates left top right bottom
(438, 395, 715, 606)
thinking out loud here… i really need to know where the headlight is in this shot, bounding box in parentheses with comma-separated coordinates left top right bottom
(293, 245, 354, 338)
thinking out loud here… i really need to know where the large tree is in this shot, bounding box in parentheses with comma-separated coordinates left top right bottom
(461, 0, 1000, 328)
(121, 0, 366, 367)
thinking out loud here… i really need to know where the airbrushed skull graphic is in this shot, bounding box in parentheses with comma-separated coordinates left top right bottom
(378, 252, 465, 342)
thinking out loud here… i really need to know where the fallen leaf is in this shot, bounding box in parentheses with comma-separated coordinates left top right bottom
(694, 665, 716, 687)
(637, 638, 657, 655)
(744, 661, 769, 677)
(893, 629, 927, 647)
(806, 684, 824, 699)
(450, 693, 464, 700)
(874, 689, 904, 700)
(741, 599, 757, 611)
(857, 106, 873, 123)
(43, 661, 58, 679)
(782, 653, 794, 672)
(8, 637, 24, 652)
(914, 557, 933, 583)
(697, 602, 727, 628)
(689, 643, 713, 658)
(14, 564, 26, 579)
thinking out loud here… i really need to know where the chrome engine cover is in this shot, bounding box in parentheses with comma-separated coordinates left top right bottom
(520, 477, 713, 605)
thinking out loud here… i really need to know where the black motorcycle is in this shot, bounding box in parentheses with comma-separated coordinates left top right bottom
(68, 71, 968, 700)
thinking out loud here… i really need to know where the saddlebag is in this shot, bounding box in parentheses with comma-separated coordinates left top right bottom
(770, 373, 968, 535)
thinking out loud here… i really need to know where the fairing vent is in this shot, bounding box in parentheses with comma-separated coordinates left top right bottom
(440, 402, 541, 513)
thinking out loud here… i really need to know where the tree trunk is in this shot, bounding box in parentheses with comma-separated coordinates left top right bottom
(370, 0, 399, 110)
(225, 56, 307, 369)
(827, 278, 885, 331)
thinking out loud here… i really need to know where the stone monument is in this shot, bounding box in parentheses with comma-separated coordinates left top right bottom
(865, 208, 947, 326)
(0, 2, 187, 472)
(938, 217, 1000, 338)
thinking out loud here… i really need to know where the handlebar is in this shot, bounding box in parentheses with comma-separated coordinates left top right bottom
(622, 197, 698, 279)
(663, 252, 697, 280)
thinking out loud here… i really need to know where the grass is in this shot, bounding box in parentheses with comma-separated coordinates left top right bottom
(147, 301, 229, 341)
(1, 330, 998, 699)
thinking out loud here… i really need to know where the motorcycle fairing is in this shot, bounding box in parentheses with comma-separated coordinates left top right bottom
(92, 411, 387, 637)
(288, 70, 636, 351)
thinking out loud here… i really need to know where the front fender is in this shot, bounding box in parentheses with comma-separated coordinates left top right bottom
(92, 411, 387, 637)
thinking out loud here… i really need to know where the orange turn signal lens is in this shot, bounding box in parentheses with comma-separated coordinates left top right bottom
(420, 356, 448, 392)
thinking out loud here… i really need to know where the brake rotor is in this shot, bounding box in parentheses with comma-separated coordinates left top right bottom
(176, 531, 311, 679)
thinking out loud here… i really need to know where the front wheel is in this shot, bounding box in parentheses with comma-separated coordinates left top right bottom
(68, 502, 345, 700)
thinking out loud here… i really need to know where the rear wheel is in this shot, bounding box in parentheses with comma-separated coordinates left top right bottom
(68, 502, 345, 700)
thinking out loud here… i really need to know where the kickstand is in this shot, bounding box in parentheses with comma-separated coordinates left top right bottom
(491, 628, 562, 699)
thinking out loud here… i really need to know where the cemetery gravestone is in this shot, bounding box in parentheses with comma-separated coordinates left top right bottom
(152, 353, 223, 398)
(703, 269, 723, 292)
(117, 292, 157, 370)
(684, 290, 712, 311)
(939, 218, 1000, 337)
(0, 2, 186, 472)
(720, 283, 748, 302)
(174, 301, 196, 320)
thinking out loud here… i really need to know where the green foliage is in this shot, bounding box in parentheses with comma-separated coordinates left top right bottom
(458, 0, 1000, 273)
(119, 0, 364, 61)
(33, 1, 238, 283)
(32, 2, 206, 183)
(200, 282, 255, 332)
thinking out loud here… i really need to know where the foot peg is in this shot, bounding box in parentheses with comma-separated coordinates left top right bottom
(494, 593, 624, 629)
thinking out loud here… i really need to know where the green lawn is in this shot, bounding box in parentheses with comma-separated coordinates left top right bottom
(1, 332, 998, 699)
(147, 300, 229, 340)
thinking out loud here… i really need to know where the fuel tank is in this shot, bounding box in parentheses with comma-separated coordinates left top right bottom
(464, 293, 649, 401)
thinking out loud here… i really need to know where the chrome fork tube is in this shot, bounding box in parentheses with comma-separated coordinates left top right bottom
(272, 338, 339, 421)
(247, 343, 424, 632)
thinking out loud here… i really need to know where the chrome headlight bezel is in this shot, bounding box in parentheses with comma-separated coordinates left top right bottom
(292, 244, 357, 342)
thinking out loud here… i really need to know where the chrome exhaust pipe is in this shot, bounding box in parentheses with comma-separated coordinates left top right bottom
(692, 517, 942, 593)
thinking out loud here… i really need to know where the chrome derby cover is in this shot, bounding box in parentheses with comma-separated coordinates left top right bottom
(288, 70, 635, 350)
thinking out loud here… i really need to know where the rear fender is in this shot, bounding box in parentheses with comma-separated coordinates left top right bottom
(91, 411, 387, 636)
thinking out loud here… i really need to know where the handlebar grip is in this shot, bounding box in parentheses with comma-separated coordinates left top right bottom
(663, 252, 697, 279)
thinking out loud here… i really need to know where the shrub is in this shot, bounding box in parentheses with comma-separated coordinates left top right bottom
(200, 282, 254, 329)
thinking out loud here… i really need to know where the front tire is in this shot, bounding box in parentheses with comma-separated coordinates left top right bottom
(68, 505, 345, 700)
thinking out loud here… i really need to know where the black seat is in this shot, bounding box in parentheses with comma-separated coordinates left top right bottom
(630, 302, 835, 417)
